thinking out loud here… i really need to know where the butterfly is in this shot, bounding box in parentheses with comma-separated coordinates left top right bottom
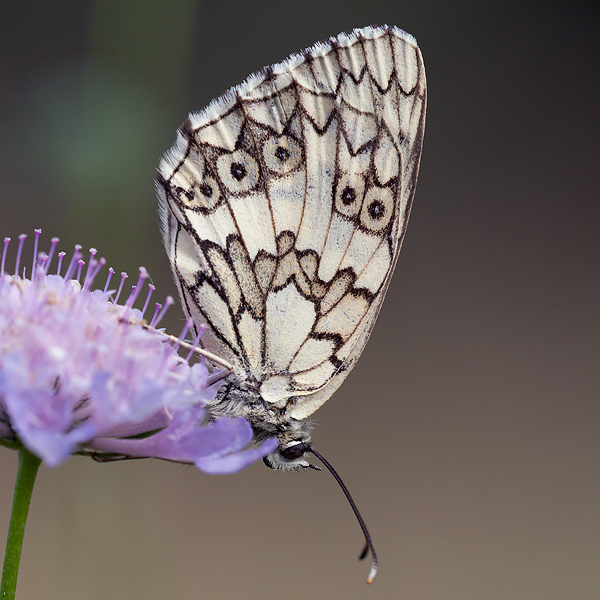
(156, 24, 426, 469)
(156, 28, 425, 578)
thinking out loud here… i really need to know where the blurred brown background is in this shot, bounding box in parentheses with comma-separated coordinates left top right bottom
(1, 1, 599, 599)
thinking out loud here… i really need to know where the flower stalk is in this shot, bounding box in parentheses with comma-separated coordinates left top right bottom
(1, 448, 41, 600)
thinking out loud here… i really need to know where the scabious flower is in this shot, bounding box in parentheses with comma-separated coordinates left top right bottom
(0, 230, 277, 472)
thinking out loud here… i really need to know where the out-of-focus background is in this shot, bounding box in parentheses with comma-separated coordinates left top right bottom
(1, 1, 599, 599)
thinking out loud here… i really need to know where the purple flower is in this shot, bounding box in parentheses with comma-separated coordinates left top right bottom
(0, 231, 277, 471)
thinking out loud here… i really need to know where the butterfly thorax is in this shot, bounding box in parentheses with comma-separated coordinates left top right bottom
(207, 370, 315, 469)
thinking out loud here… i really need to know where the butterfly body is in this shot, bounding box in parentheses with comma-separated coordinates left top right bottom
(157, 25, 426, 470)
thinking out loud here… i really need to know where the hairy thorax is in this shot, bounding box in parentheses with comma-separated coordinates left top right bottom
(206, 370, 313, 449)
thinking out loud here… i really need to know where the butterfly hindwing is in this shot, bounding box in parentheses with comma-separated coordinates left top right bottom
(157, 25, 426, 420)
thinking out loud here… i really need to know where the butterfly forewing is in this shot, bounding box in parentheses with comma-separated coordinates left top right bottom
(157, 25, 425, 426)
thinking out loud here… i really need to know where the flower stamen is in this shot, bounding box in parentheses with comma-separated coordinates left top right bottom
(149, 302, 162, 328)
(56, 251, 66, 276)
(114, 271, 127, 303)
(185, 324, 206, 363)
(31, 229, 42, 277)
(1, 237, 10, 277)
(44, 238, 60, 275)
(103, 266, 115, 293)
(152, 296, 174, 328)
(63, 245, 82, 280)
(141, 284, 155, 319)
(82, 248, 97, 287)
(15, 234, 27, 277)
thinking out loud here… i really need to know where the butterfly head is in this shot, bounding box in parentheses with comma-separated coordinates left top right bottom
(263, 440, 321, 471)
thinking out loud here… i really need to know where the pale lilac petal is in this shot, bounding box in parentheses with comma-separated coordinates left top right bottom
(168, 416, 255, 459)
(87, 414, 277, 474)
(195, 438, 279, 474)
(122, 413, 251, 462)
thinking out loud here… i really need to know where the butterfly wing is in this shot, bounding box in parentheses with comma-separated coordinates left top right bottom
(157, 25, 426, 420)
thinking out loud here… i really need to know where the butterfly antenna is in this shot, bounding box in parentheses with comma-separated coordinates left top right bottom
(308, 446, 378, 584)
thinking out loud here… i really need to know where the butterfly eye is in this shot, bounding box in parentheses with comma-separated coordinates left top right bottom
(281, 442, 309, 460)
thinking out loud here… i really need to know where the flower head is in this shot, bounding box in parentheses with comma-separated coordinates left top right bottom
(0, 231, 276, 471)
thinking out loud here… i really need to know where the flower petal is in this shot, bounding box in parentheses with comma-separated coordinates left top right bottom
(0, 236, 271, 473)
(195, 438, 279, 474)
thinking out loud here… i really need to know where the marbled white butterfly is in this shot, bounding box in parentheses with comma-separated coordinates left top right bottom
(156, 24, 426, 582)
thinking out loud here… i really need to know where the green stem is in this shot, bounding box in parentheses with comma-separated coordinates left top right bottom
(1, 448, 41, 600)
